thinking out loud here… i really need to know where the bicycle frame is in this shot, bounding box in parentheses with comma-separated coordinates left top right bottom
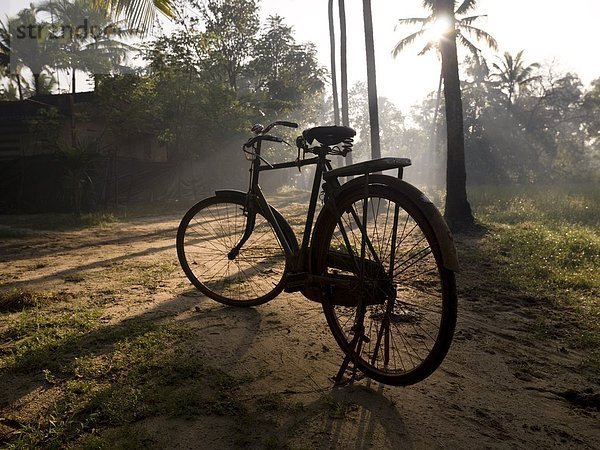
(239, 135, 407, 279)
(241, 138, 335, 273)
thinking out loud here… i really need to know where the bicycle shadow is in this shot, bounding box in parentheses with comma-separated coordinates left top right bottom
(277, 381, 414, 449)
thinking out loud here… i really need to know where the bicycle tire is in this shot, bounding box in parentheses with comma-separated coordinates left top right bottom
(177, 192, 297, 307)
(312, 180, 457, 385)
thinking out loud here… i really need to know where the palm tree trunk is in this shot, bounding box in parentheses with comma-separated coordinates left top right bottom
(362, 0, 381, 160)
(339, 0, 349, 127)
(328, 0, 340, 125)
(338, 0, 352, 166)
(436, 0, 474, 229)
(427, 69, 443, 186)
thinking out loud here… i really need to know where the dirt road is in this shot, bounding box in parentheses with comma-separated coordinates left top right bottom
(1, 204, 598, 448)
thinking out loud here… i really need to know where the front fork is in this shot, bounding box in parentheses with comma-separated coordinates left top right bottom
(227, 210, 256, 260)
(227, 191, 294, 263)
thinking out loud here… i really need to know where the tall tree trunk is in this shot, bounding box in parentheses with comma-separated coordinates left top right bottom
(70, 68, 77, 146)
(436, 0, 474, 229)
(328, 0, 340, 125)
(16, 75, 23, 100)
(362, 0, 380, 160)
(427, 69, 443, 186)
(339, 0, 349, 127)
(72, 67, 76, 95)
(33, 73, 40, 96)
(338, 0, 352, 166)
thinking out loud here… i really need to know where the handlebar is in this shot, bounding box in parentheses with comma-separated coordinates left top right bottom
(243, 134, 284, 148)
(262, 121, 298, 134)
(243, 120, 298, 148)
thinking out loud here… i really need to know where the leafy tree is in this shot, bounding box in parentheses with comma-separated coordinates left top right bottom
(347, 82, 398, 158)
(583, 78, 600, 146)
(491, 50, 540, 106)
(0, 82, 22, 100)
(459, 55, 600, 184)
(247, 15, 325, 117)
(200, 0, 260, 92)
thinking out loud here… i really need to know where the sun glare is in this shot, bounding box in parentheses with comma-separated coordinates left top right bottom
(425, 15, 453, 41)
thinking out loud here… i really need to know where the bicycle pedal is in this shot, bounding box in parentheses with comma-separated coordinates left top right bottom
(283, 272, 308, 293)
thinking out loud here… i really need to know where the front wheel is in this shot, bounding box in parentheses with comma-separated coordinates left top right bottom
(177, 193, 296, 306)
(312, 182, 457, 385)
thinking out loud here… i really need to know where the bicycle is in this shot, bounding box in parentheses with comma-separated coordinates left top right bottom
(176, 120, 458, 386)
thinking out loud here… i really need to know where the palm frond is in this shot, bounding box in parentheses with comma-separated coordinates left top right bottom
(417, 40, 437, 56)
(420, 0, 434, 12)
(392, 28, 427, 58)
(457, 33, 481, 56)
(458, 14, 486, 26)
(396, 17, 429, 28)
(460, 24, 498, 51)
(94, 0, 174, 31)
(455, 0, 478, 15)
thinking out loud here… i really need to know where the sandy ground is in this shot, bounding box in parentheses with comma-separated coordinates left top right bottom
(0, 201, 599, 449)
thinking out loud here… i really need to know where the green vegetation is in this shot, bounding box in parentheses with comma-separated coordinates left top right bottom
(0, 285, 310, 448)
(0, 294, 254, 448)
(0, 212, 118, 233)
(471, 184, 600, 377)
(125, 261, 178, 292)
(0, 288, 67, 313)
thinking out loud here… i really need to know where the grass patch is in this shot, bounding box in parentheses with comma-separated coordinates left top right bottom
(0, 225, 34, 238)
(125, 261, 178, 292)
(323, 394, 358, 419)
(0, 212, 119, 232)
(0, 289, 67, 313)
(470, 183, 599, 227)
(1, 304, 102, 372)
(62, 273, 86, 283)
(2, 318, 254, 448)
(470, 183, 600, 377)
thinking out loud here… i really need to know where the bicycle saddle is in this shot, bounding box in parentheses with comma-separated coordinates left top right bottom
(303, 126, 356, 146)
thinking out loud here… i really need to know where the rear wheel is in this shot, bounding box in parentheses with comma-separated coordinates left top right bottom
(313, 182, 457, 385)
(177, 194, 295, 306)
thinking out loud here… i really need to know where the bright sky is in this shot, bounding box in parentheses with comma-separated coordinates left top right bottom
(259, 0, 600, 110)
(4, 0, 600, 110)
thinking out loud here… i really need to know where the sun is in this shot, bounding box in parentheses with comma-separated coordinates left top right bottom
(425, 15, 453, 41)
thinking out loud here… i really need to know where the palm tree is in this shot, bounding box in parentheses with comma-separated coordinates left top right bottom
(93, 0, 174, 32)
(39, 0, 134, 95)
(436, 0, 473, 228)
(392, 0, 497, 59)
(1, 6, 55, 96)
(362, 0, 381, 160)
(393, 0, 496, 186)
(491, 50, 540, 106)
